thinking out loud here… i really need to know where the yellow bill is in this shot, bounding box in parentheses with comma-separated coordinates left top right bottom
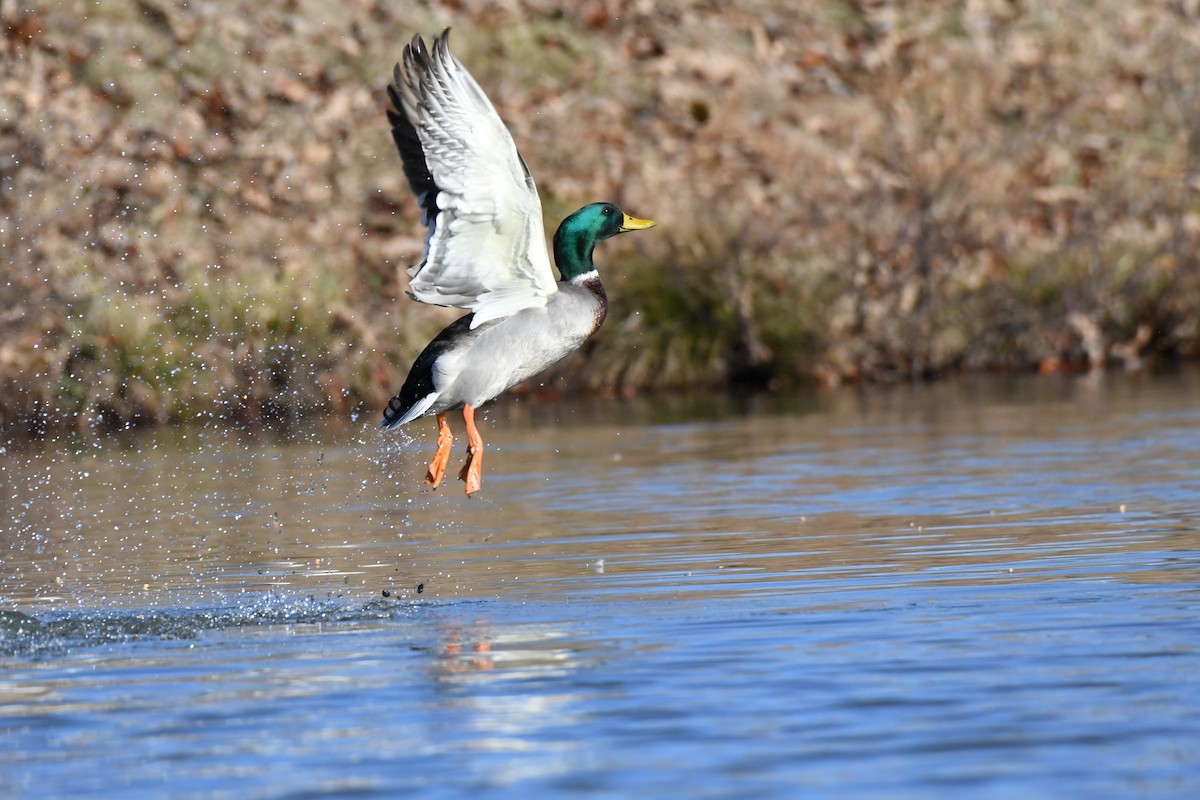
(619, 214, 657, 232)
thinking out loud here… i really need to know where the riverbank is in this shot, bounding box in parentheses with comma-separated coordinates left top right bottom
(3, 1, 1198, 434)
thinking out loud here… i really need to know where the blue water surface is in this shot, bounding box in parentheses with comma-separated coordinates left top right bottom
(2, 370, 1199, 798)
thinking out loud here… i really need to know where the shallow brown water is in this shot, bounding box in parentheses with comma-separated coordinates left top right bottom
(2, 369, 1199, 798)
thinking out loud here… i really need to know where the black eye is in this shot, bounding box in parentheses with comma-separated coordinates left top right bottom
(602, 206, 612, 215)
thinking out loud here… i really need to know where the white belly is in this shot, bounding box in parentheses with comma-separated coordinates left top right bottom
(432, 288, 601, 408)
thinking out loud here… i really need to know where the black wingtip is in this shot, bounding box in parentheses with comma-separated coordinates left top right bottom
(435, 28, 451, 54)
(387, 34, 442, 233)
(401, 29, 452, 65)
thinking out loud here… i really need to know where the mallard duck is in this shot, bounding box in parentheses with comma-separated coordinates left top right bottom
(380, 31, 655, 495)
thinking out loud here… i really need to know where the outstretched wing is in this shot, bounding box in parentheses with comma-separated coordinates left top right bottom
(387, 30, 557, 329)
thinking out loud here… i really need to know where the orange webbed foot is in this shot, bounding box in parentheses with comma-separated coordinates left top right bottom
(425, 413, 453, 489)
(457, 403, 484, 496)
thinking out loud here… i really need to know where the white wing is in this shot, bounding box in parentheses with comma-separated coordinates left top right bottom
(387, 31, 556, 329)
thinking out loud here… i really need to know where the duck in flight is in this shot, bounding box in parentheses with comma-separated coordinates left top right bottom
(380, 31, 656, 495)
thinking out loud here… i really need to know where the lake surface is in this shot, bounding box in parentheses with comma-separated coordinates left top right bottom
(2, 370, 1199, 798)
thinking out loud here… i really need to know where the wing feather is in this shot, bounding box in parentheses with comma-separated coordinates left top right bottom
(389, 30, 556, 329)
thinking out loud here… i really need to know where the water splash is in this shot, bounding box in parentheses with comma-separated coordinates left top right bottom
(0, 593, 427, 660)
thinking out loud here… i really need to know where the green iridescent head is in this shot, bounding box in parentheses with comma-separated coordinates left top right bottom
(552, 203, 656, 281)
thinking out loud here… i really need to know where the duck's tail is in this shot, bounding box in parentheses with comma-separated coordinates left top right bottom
(381, 389, 438, 430)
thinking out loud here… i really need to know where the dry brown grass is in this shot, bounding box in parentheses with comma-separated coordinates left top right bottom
(3, 1, 1200, 433)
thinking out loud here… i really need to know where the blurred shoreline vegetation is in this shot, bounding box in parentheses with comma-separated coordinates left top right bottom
(3, 0, 1200, 435)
